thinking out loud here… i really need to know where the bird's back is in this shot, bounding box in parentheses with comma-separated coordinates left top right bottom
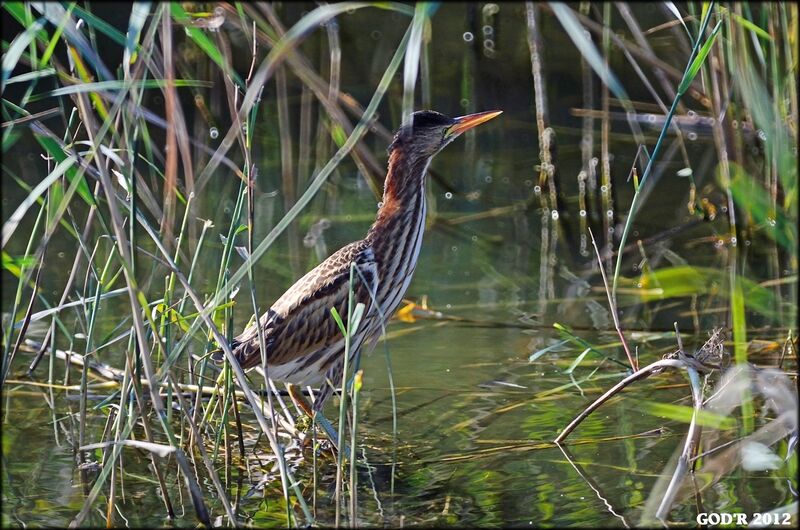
(230, 239, 378, 379)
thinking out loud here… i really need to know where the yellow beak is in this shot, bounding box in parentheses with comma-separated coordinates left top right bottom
(445, 110, 502, 138)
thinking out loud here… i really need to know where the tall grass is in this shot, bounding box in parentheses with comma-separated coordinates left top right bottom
(2, 2, 420, 526)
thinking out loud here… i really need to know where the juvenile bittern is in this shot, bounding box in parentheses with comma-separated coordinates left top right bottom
(225, 109, 501, 412)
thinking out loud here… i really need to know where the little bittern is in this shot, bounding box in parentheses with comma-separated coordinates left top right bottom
(224, 109, 501, 411)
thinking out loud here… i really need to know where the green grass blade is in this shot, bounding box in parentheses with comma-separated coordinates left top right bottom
(33, 134, 95, 207)
(640, 400, 737, 429)
(170, 3, 244, 88)
(677, 19, 722, 95)
(664, 2, 694, 46)
(401, 2, 431, 127)
(124, 2, 151, 68)
(731, 12, 773, 41)
(1, 154, 77, 247)
(2, 17, 46, 90)
(727, 162, 796, 251)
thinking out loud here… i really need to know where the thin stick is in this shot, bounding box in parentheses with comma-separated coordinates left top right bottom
(588, 227, 636, 370)
(554, 358, 691, 443)
(655, 366, 703, 521)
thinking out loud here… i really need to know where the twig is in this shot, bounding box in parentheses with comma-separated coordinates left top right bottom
(655, 365, 703, 521)
(554, 358, 695, 443)
(588, 227, 637, 370)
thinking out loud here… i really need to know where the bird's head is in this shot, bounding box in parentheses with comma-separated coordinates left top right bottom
(389, 109, 502, 161)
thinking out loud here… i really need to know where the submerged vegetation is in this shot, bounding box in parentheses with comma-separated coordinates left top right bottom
(2, 2, 797, 527)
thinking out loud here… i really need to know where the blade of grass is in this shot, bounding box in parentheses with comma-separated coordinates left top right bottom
(612, 5, 721, 298)
(1, 17, 46, 90)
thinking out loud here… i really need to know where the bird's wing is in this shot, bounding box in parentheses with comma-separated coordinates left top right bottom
(233, 240, 379, 369)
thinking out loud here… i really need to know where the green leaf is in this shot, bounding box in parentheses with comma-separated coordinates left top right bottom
(2, 2, 27, 25)
(528, 339, 569, 362)
(30, 2, 113, 81)
(2, 251, 37, 277)
(170, 3, 244, 88)
(1, 153, 77, 247)
(33, 79, 212, 100)
(1, 17, 47, 90)
(124, 2, 151, 66)
(34, 134, 95, 208)
(678, 19, 722, 95)
(330, 123, 347, 147)
(4, 67, 56, 85)
(664, 2, 694, 46)
(632, 266, 782, 322)
(565, 348, 592, 374)
(639, 400, 737, 429)
(70, 4, 128, 46)
(727, 162, 795, 251)
(349, 302, 366, 334)
(330, 307, 346, 335)
(731, 12, 772, 41)
(40, 2, 74, 67)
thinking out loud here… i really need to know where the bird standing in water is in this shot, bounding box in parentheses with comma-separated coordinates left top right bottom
(226, 109, 502, 413)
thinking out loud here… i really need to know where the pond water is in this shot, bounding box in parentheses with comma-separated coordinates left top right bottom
(2, 2, 796, 528)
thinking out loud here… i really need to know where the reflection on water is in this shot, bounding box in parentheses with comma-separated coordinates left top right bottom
(2, 2, 796, 527)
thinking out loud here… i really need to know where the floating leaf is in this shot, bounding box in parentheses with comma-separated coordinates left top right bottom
(633, 266, 781, 322)
(639, 400, 737, 429)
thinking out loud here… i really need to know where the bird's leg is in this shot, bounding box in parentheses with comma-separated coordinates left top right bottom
(286, 382, 346, 455)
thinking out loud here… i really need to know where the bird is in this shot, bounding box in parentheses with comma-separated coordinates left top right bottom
(222, 109, 502, 414)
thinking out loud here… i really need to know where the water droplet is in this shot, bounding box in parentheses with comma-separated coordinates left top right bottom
(579, 209, 586, 217)
(463, 32, 474, 42)
(551, 210, 559, 220)
(370, 30, 381, 40)
(533, 185, 541, 193)
(600, 185, 608, 193)
(606, 210, 614, 218)
(482, 3, 500, 16)
(483, 25, 493, 35)
(209, 127, 219, 139)
(444, 192, 453, 199)
(460, 98, 469, 108)
(687, 132, 698, 141)
(484, 175, 493, 183)
(451, 245, 458, 252)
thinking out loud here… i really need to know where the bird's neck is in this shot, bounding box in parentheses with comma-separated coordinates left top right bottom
(368, 148, 430, 238)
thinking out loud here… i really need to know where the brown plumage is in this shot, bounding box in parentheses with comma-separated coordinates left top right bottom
(226, 109, 501, 410)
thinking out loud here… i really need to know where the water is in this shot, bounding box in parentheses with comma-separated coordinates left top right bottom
(2, 3, 796, 527)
